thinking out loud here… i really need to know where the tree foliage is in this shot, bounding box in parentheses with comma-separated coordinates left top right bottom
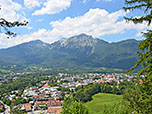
(123, 0, 152, 25)
(73, 82, 129, 103)
(61, 98, 89, 114)
(123, 0, 152, 113)
(10, 105, 26, 114)
(0, 7, 28, 38)
(103, 102, 130, 114)
(0, 18, 28, 38)
(123, 83, 152, 114)
(124, 0, 152, 79)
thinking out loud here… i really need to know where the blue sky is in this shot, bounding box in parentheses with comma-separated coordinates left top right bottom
(0, 0, 151, 48)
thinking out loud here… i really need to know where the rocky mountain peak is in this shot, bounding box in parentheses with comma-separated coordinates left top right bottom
(59, 34, 97, 48)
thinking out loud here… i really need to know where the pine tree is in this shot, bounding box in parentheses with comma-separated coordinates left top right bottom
(0, 18, 28, 38)
(61, 98, 89, 114)
(123, 0, 152, 113)
(123, 0, 152, 25)
(0, 7, 28, 38)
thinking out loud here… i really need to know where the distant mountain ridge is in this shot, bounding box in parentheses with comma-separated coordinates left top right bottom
(0, 34, 139, 70)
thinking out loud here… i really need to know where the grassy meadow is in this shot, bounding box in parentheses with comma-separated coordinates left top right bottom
(85, 93, 122, 114)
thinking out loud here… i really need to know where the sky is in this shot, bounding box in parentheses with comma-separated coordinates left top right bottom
(0, 0, 151, 48)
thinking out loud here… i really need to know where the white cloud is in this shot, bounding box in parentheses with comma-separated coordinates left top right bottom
(83, 0, 112, 3)
(27, 26, 33, 30)
(96, 0, 112, 2)
(83, 0, 88, 4)
(0, 0, 25, 21)
(0, 29, 59, 48)
(24, 0, 41, 9)
(49, 8, 150, 38)
(36, 19, 44, 22)
(0, 8, 151, 48)
(23, 29, 59, 43)
(32, 0, 72, 15)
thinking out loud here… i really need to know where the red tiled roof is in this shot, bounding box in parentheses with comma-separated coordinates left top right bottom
(48, 104, 53, 107)
(56, 100, 60, 103)
(139, 79, 144, 82)
(11, 99, 15, 102)
(98, 80, 104, 83)
(36, 101, 42, 104)
(51, 101, 55, 103)
(120, 79, 124, 82)
(60, 101, 64, 104)
(0, 105, 3, 109)
(41, 80, 49, 83)
(48, 107, 62, 114)
(24, 103, 31, 111)
(90, 81, 94, 83)
(43, 84, 50, 88)
(47, 101, 51, 103)
(37, 101, 51, 104)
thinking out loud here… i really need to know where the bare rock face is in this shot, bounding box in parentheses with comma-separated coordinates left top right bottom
(59, 34, 97, 48)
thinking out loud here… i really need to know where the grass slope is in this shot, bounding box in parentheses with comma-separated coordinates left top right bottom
(0, 69, 10, 73)
(85, 93, 122, 114)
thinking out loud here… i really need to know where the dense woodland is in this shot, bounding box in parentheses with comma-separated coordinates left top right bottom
(72, 81, 134, 103)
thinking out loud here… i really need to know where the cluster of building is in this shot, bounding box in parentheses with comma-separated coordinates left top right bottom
(0, 78, 7, 86)
(59, 73, 137, 88)
(0, 72, 141, 114)
(21, 82, 63, 114)
(2, 81, 63, 114)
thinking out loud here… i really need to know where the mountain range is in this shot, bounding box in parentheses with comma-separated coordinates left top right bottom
(0, 34, 139, 71)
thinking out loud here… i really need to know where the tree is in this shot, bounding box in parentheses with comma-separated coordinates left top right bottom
(10, 105, 26, 114)
(0, 18, 28, 38)
(124, 0, 152, 77)
(103, 102, 130, 114)
(123, 0, 152, 25)
(0, 8, 28, 38)
(61, 98, 89, 114)
(123, 0, 152, 113)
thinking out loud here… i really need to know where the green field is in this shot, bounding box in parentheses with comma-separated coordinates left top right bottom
(0, 69, 10, 73)
(85, 93, 122, 114)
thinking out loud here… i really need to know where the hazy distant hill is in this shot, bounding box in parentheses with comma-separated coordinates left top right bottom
(0, 34, 139, 70)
